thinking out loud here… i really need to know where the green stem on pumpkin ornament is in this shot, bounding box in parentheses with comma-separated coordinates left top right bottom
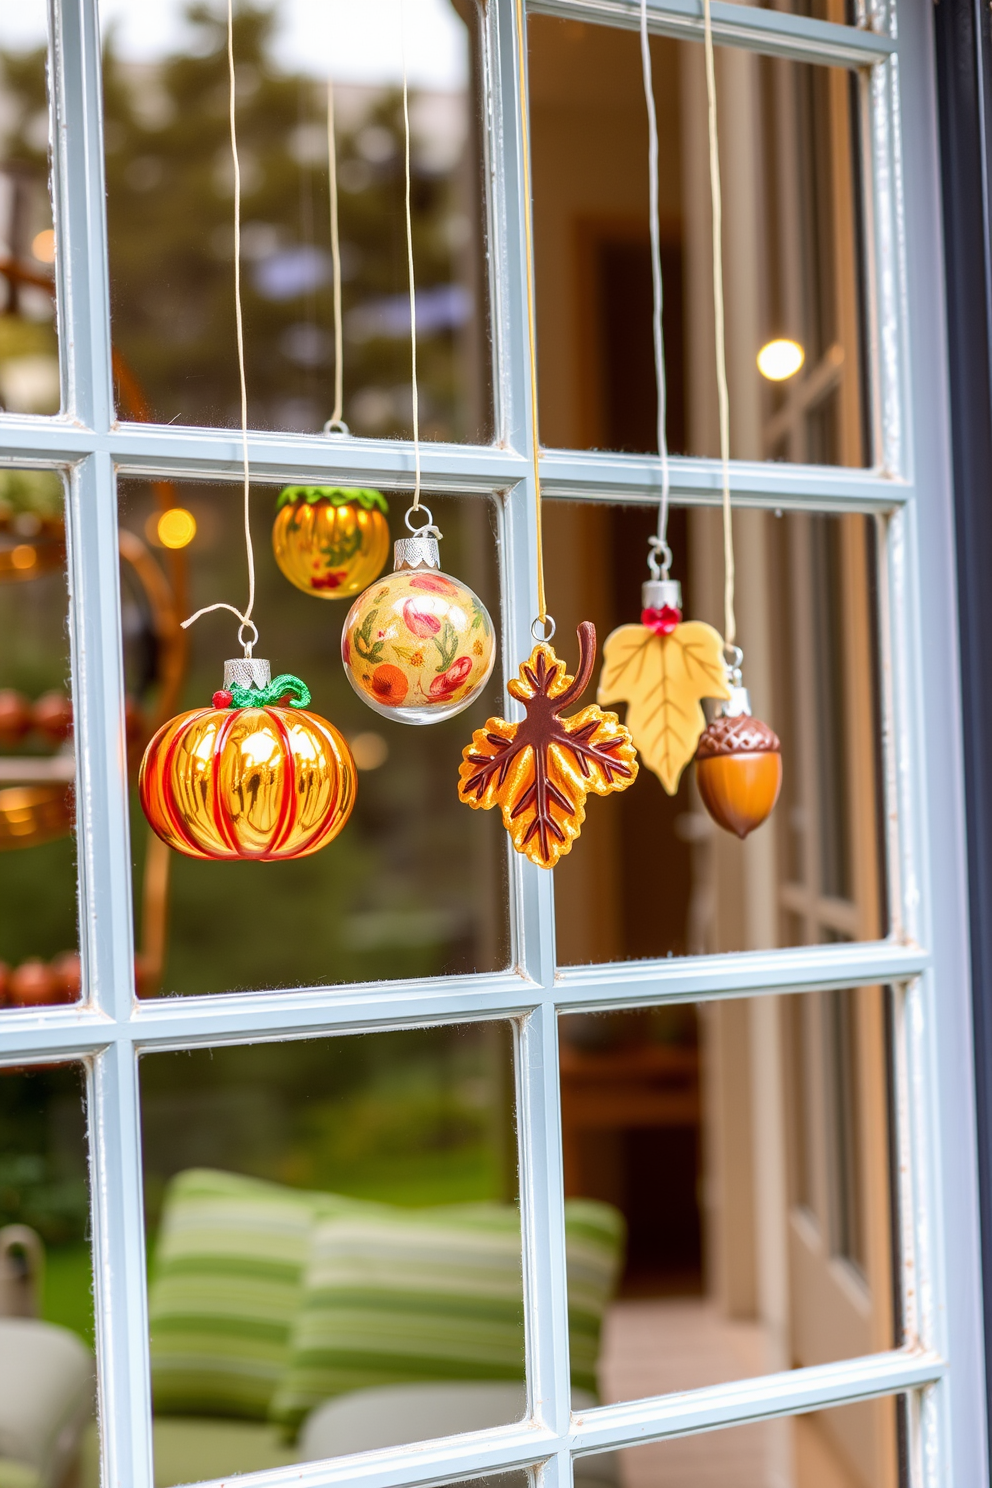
(227, 675, 312, 709)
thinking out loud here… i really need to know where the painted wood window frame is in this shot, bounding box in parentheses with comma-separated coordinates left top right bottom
(0, 0, 985, 1483)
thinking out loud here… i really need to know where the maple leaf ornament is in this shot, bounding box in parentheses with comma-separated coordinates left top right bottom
(458, 622, 638, 869)
(598, 610, 730, 796)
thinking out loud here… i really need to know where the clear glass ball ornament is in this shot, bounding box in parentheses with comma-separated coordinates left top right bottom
(341, 518, 496, 725)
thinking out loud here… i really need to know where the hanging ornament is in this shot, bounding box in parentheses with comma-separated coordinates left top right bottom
(694, 650, 781, 838)
(459, 623, 637, 869)
(139, 661, 356, 861)
(341, 511, 495, 724)
(598, 549, 729, 794)
(273, 486, 390, 599)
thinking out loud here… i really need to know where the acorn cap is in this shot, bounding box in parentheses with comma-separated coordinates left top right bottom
(696, 713, 781, 760)
(224, 658, 271, 691)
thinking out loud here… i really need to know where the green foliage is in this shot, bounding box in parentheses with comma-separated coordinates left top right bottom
(0, 469, 63, 520)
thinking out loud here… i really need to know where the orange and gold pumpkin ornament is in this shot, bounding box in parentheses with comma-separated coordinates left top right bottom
(694, 647, 782, 840)
(138, 660, 356, 861)
(273, 486, 390, 600)
(342, 509, 496, 725)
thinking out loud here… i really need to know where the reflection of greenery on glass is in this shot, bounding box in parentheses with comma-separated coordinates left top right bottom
(0, 470, 63, 520)
(0, 1155, 88, 1244)
(98, 3, 476, 438)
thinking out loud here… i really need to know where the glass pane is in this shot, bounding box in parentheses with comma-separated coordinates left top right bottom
(582, 1393, 909, 1488)
(529, 18, 868, 467)
(549, 504, 884, 966)
(141, 1024, 523, 1485)
(0, 471, 80, 1006)
(0, 3, 60, 418)
(118, 479, 507, 997)
(100, 0, 492, 442)
(0, 1063, 96, 1488)
(561, 991, 898, 1407)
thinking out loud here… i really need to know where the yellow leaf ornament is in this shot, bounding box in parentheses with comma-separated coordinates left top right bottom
(597, 619, 731, 794)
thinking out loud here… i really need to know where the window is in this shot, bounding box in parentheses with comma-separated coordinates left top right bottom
(0, 0, 984, 1486)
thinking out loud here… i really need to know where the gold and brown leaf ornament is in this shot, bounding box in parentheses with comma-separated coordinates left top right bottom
(458, 621, 638, 869)
(597, 577, 730, 795)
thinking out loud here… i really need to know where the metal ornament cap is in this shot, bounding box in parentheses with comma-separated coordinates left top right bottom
(642, 578, 682, 612)
(223, 658, 271, 692)
(393, 535, 441, 573)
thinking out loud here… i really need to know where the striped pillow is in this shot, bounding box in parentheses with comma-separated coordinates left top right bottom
(269, 1199, 625, 1435)
(148, 1169, 371, 1421)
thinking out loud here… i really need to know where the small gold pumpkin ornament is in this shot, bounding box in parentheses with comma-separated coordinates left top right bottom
(694, 656, 781, 839)
(272, 486, 390, 600)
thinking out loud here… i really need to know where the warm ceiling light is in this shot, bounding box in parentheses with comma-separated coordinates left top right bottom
(157, 508, 197, 549)
(757, 339, 805, 381)
(10, 545, 37, 570)
(31, 229, 56, 264)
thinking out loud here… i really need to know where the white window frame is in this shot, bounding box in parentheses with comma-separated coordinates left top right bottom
(0, 0, 985, 1483)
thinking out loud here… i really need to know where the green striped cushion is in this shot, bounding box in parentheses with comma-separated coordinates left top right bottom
(149, 1169, 371, 1421)
(269, 1198, 625, 1435)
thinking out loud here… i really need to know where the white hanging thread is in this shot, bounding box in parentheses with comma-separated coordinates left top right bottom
(325, 77, 346, 433)
(401, 0, 423, 515)
(182, 0, 258, 657)
(702, 0, 736, 649)
(639, 0, 671, 576)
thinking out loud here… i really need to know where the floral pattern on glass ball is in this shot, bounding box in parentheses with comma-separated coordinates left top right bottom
(342, 568, 496, 724)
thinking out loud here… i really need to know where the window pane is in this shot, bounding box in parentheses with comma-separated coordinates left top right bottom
(561, 992, 898, 1407)
(581, 1392, 909, 1488)
(118, 480, 507, 997)
(0, 1063, 96, 1488)
(549, 504, 885, 966)
(529, 18, 868, 467)
(100, 0, 493, 442)
(141, 1024, 522, 1485)
(0, 471, 80, 1007)
(0, 4, 60, 418)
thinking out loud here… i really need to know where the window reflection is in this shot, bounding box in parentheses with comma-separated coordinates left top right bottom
(0, 4, 59, 418)
(529, 18, 867, 467)
(561, 992, 898, 1473)
(100, 0, 492, 441)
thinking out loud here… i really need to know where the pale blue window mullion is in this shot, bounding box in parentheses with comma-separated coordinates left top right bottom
(89, 1040, 155, 1488)
(51, 0, 114, 431)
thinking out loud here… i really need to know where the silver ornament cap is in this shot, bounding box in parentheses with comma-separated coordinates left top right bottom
(641, 578, 682, 612)
(224, 657, 271, 691)
(393, 533, 441, 573)
(704, 685, 752, 724)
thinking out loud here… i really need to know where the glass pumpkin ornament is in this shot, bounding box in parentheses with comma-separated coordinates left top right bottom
(272, 486, 390, 599)
(138, 659, 356, 860)
(341, 513, 496, 725)
(694, 656, 782, 839)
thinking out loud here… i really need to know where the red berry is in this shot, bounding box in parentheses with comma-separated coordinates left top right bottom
(212, 690, 234, 708)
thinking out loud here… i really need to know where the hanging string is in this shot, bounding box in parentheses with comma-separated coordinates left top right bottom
(400, 0, 423, 516)
(182, 0, 258, 656)
(513, 0, 550, 634)
(702, 0, 735, 649)
(325, 78, 346, 433)
(639, 0, 671, 576)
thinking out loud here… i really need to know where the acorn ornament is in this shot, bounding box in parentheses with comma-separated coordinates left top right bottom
(273, 486, 390, 599)
(341, 509, 495, 725)
(694, 649, 781, 839)
(139, 659, 356, 860)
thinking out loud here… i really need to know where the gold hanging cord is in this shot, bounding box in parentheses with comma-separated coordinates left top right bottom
(513, 0, 551, 637)
(702, 0, 736, 649)
(181, 0, 258, 656)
